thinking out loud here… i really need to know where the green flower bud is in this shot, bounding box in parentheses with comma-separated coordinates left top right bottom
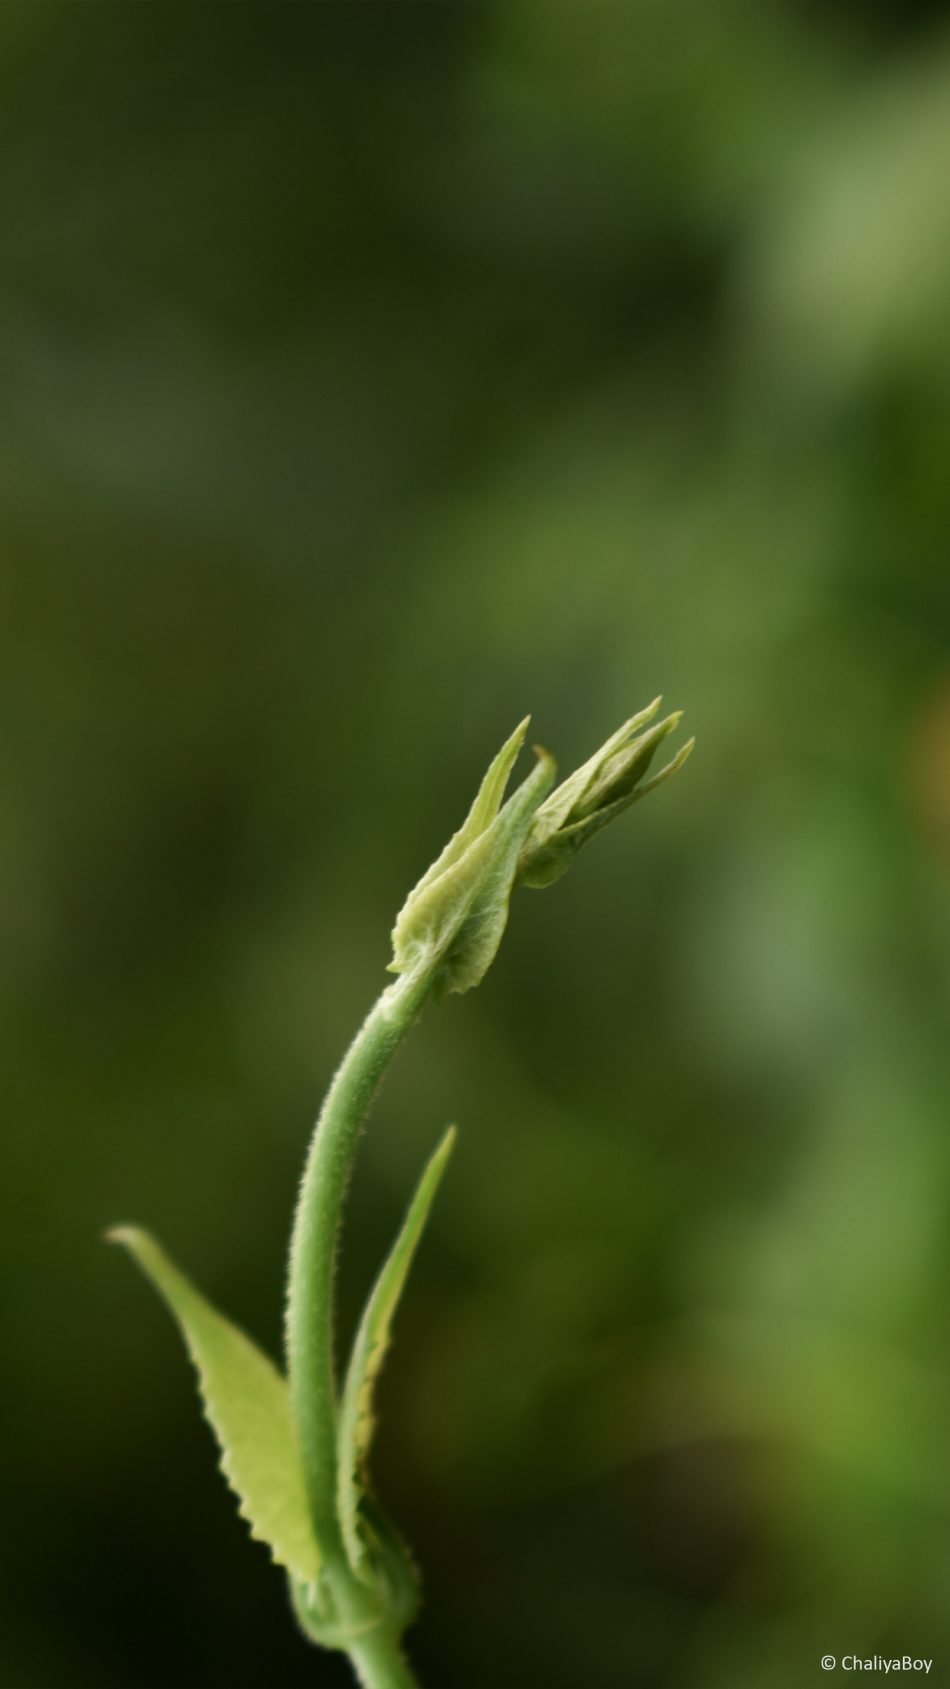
(388, 701, 692, 996)
(389, 719, 556, 998)
(515, 699, 694, 890)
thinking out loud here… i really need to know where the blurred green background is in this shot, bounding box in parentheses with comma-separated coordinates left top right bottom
(2, 2, 949, 1686)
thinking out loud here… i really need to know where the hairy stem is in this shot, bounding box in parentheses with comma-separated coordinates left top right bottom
(348, 1626, 420, 1689)
(285, 965, 433, 1557)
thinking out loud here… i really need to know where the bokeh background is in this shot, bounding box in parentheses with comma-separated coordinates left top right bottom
(3, 2, 950, 1686)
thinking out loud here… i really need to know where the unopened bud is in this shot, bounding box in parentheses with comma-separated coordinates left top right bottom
(516, 700, 693, 890)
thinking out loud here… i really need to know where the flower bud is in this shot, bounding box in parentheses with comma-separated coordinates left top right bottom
(388, 702, 692, 997)
(389, 719, 556, 998)
(515, 700, 693, 890)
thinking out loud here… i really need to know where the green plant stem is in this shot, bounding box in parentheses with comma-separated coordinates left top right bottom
(348, 1626, 420, 1689)
(285, 965, 433, 1557)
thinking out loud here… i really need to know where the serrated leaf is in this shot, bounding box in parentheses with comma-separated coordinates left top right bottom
(109, 1226, 320, 1585)
(337, 1127, 456, 1574)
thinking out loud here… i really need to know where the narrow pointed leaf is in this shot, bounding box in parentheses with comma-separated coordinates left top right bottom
(109, 1226, 321, 1584)
(337, 1127, 456, 1573)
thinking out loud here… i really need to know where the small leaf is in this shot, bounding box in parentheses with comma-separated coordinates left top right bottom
(337, 1127, 456, 1574)
(109, 1226, 321, 1585)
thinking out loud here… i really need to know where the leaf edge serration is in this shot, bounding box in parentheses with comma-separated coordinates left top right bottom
(108, 1224, 322, 1588)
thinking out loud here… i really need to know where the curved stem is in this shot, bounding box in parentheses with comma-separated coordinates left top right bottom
(285, 966, 433, 1556)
